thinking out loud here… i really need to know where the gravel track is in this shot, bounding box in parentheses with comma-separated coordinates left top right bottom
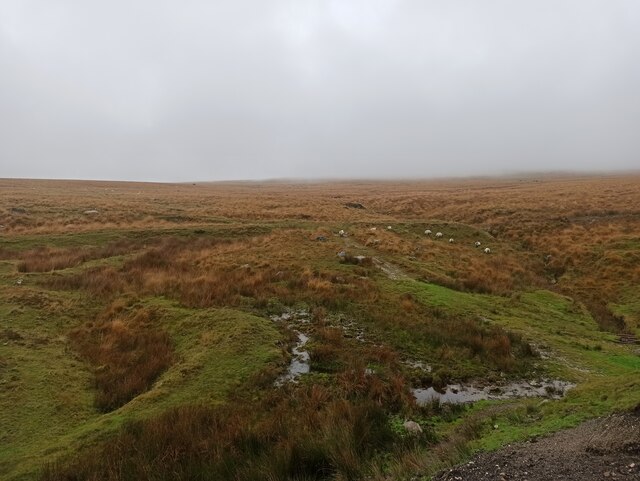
(433, 411, 640, 481)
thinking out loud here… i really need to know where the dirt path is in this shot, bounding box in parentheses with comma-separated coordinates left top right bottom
(372, 257, 409, 280)
(433, 412, 640, 481)
(342, 235, 409, 281)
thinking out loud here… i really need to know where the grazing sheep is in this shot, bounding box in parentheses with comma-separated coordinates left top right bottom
(424, 229, 432, 236)
(435, 232, 443, 238)
(338, 229, 346, 237)
(387, 225, 393, 230)
(475, 241, 481, 247)
(484, 247, 491, 254)
(370, 227, 377, 232)
(449, 238, 454, 243)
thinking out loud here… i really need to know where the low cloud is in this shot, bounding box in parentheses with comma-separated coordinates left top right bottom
(1, 1, 639, 181)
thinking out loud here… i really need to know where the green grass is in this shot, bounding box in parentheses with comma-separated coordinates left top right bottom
(393, 280, 627, 373)
(612, 290, 640, 333)
(467, 370, 640, 454)
(0, 286, 283, 481)
(377, 279, 640, 478)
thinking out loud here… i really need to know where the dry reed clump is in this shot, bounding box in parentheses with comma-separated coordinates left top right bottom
(70, 302, 173, 411)
(0, 246, 18, 260)
(452, 257, 541, 295)
(46, 266, 127, 297)
(17, 246, 90, 272)
(307, 320, 416, 408)
(15, 239, 142, 273)
(359, 292, 536, 376)
(309, 326, 348, 373)
(434, 319, 525, 373)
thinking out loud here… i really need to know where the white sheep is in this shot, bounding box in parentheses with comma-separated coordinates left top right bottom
(484, 247, 491, 254)
(435, 232, 443, 238)
(338, 229, 346, 237)
(424, 229, 432, 236)
(449, 238, 454, 243)
(370, 227, 377, 232)
(475, 241, 481, 247)
(387, 225, 393, 230)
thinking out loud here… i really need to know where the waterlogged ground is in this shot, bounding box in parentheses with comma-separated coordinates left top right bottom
(270, 309, 312, 385)
(275, 331, 310, 385)
(413, 380, 575, 405)
(272, 308, 577, 405)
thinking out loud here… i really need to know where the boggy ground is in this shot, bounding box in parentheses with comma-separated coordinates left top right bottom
(1, 175, 639, 481)
(433, 411, 640, 481)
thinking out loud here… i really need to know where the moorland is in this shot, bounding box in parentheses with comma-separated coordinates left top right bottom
(1, 175, 639, 480)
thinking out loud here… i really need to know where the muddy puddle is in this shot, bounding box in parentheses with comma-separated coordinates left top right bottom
(270, 309, 311, 324)
(275, 331, 310, 386)
(404, 360, 433, 372)
(271, 310, 312, 385)
(329, 319, 366, 343)
(413, 379, 575, 405)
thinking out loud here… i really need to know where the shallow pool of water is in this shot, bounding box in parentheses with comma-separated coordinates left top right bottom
(413, 379, 575, 405)
(275, 331, 310, 386)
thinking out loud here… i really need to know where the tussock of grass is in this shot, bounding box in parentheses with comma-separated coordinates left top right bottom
(16, 240, 141, 273)
(70, 303, 174, 411)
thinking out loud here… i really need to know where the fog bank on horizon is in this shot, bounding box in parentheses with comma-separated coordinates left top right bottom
(1, 1, 639, 182)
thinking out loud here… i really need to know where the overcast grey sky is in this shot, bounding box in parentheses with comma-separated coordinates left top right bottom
(1, 1, 639, 181)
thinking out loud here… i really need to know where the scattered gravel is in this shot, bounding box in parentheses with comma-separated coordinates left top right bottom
(433, 411, 640, 481)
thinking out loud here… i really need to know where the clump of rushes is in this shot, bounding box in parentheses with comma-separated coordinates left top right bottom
(16, 239, 141, 272)
(70, 301, 173, 411)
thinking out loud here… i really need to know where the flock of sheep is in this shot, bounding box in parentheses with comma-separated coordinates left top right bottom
(424, 229, 491, 253)
(338, 227, 492, 253)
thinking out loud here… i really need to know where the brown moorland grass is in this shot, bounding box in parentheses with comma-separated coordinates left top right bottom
(16, 239, 142, 272)
(70, 302, 174, 411)
(42, 230, 381, 309)
(1, 175, 638, 234)
(1, 175, 639, 481)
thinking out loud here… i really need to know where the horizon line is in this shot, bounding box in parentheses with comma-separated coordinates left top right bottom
(2, 168, 640, 185)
